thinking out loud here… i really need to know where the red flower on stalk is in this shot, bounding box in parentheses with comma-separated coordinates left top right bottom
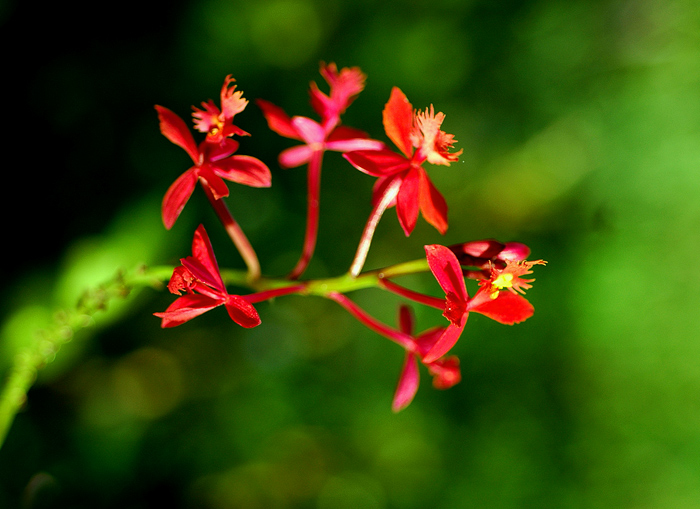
(155, 79, 271, 230)
(344, 87, 463, 236)
(423, 244, 545, 363)
(393, 305, 461, 412)
(154, 225, 261, 328)
(256, 62, 384, 168)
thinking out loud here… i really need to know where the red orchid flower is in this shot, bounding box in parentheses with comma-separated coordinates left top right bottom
(256, 62, 384, 168)
(154, 225, 261, 328)
(155, 84, 271, 230)
(344, 87, 463, 236)
(192, 75, 250, 144)
(423, 244, 545, 363)
(393, 305, 461, 412)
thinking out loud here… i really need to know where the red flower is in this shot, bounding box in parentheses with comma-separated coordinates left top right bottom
(154, 225, 261, 328)
(393, 305, 461, 412)
(344, 87, 463, 236)
(256, 62, 384, 168)
(422, 244, 545, 363)
(155, 79, 271, 230)
(192, 75, 250, 143)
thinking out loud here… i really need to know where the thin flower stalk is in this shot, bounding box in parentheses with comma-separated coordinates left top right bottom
(348, 178, 402, 277)
(327, 292, 416, 351)
(201, 185, 261, 281)
(288, 149, 323, 279)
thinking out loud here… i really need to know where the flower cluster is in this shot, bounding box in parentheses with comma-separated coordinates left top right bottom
(154, 62, 546, 411)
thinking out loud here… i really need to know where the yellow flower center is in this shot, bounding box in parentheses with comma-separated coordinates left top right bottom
(489, 273, 513, 299)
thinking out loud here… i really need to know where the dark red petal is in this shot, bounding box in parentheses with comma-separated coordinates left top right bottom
(256, 99, 302, 140)
(450, 240, 505, 259)
(343, 149, 409, 177)
(423, 321, 466, 363)
(392, 352, 420, 412)
(225, 295, 262, 328)
(470, 292, 534, 325)
(155, 105, 200, 163)
(162, 169, 198, 230)
(327, 125, 371, 142)
(214, 155, 272, 188)
(418, 169, 448, 235)
(154, 294, 222, 328)
(398, 304, 415, 335)
(424, 244, 469, 302)
(382, 87, 414, 158)
(396, 169, 420, 236)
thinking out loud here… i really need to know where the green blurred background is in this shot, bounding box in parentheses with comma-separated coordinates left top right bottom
(2, 0, 700, 506)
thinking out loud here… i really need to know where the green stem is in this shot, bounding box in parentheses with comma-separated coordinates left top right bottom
(0, 257, 431, 450)
(0, 265, 171, 449)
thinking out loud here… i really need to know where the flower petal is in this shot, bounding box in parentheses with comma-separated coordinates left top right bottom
(219, 75, 248, 119)
(427, 356, 461, 389)
(256, 99, 302, 140)
(392, 352, 420, 412)
(382, 87, 414, 158)
(424, 244, 469, 302)
(290, 116, 325, 144)
(470, 291, 534, 325)
(198, 166, 230, 200)
(423, 321, 466, 363)
(181, 225, 226, 292)
(214, 155, 272, 187)
(398, 304, 415, 335)
(396, 168, 420, 236)
(325, 138, 385, 153)
(155, 105, 200, 163)
(418, 168, 448, 235)
(154, 294, 222, 328)
(279, 144, 313, 168)
(343, 149, 409, 177)
(162, 169, 198, 230)
(225, 295, 262, 328)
